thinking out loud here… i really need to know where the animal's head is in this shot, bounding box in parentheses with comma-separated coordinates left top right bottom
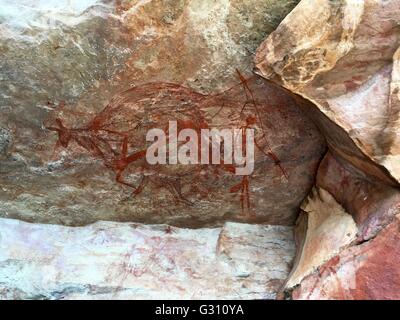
(46, 118, 72, 148)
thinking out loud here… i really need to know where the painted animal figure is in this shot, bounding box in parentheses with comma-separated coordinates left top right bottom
(46, 73, 286, 215)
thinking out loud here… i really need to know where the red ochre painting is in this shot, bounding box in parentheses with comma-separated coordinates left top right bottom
(1, 0, 398, 301)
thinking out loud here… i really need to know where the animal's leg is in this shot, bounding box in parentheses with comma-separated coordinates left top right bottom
(116, 170, 144, 196)
(242, 176, 252, 216)
(48, 140, 64, 161)
(98, 129, 129, 158)
(229, 176, 252, 216)
(132, 175, 147, 196)
(165, 179, 193, 206)
(95, 136, 119, 156)
(121, 134, 128, 158)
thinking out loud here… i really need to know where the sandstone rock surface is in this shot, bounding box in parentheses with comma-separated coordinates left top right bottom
(285, 187, 357, 288)
(0, 218, 295, 300)
(0, 0, 323, 227)
(255, 0, 400, 184)
(316, 152, 400, 242)
(254, 0, 400, 299)
(291, 214, 400, 300)
(281, 152, 400, 298)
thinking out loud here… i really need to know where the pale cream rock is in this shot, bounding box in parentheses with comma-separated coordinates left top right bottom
(291, 214, 400, 300)
(285, 187, 357, 288)
(0, 218, 295, 299)
(380, 47, 400, 180)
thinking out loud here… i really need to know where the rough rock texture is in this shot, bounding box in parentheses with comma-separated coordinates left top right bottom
(255, 0, 400, 184)
(291, 214, 400, 300)
(279, 151, 400, 299)
(285, 187, 357, 288)
(0, 218, 295, 300)
(0, 0, 326, 227)
(39, 77, 324, 227)
(255, 0, 400, 299)
(5, 0, 400, 301)
(316, 152, 400, 242)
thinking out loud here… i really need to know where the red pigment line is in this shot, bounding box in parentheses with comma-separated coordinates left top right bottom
(46, 73, 287, 216)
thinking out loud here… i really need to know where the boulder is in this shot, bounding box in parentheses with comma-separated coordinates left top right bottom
(255, 0, 400, 184)
(255, 0, 400, 299)
(0, 0, 326, 227)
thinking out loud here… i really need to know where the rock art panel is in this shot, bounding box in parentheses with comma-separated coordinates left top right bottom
(44, 76, 325, 226)
(0, 0, 319, 227)
(0, 73, 325, 227)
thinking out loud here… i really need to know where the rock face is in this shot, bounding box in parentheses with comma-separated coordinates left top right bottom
(279, 151, 400, 299)
(285, 186, 357, 289)
(0, 0, 326, 227)
(316, 153, 400, 242)
(3, 0, 399, 301)
(0, 218, 295, 300)
(40, 77, 324, 227)
(255, 0, 400, 299)
(0, 0, 312, 301)
(291, 214, 400, 300)
(255, 0, 400, 184)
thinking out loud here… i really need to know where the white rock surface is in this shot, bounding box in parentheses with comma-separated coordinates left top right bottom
(0, 218, 295, 299)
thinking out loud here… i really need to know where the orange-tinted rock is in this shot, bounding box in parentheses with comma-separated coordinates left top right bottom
(255, 0, 400, 184)
(292, 214, 400, 300)
(1, 0, 326, 227)
(254, 0, 400, 299)
(316, 152, 400, 241)
(281, 151, 399, 297)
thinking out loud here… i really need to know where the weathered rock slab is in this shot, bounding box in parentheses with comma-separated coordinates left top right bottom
(255, 0, 400, 184)
(291, 214, 400, 300)
(254, 0, 400, 299)
(285, 187, 357, 288)
(281, 152, 400, 299)
(0, 0, 324, 227)
(316, 152, 400, 242)
(0, 218, 295, 300)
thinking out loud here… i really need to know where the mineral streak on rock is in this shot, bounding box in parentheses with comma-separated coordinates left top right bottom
(255, 0, 400, 184)
(0, 218, 295, 300)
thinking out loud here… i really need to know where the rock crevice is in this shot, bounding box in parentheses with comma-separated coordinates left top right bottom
(255, 0, 400, 299)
